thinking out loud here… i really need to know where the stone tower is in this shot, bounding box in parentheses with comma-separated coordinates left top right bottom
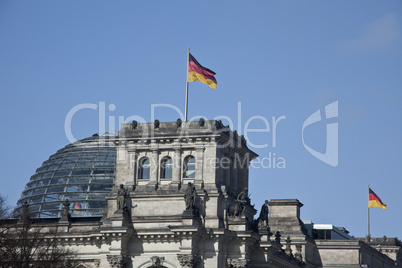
(102, 119, 260, 267)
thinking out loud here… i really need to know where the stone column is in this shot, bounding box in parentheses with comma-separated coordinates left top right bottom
(127, 150, 136, 188)
(172, 148, 182, 185)
(149, 148, 159, 186)
(115, 142, 128, 186)
(194, 145, 204, 188)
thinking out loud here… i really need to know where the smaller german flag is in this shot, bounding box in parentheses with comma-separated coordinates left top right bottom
(73, 202, 82, 214)
(188, 53, 217, 89)
(369, 188, 387, 210)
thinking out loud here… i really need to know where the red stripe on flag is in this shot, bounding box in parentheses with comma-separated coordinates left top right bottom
(188, 61, 216, 80)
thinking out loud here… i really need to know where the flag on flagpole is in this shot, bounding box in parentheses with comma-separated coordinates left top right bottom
(368, 188, 387, 209)
(187, 53, 217, 89)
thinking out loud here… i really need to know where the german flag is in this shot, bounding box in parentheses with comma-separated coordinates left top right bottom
(73, 202, 82, 214)
(188, 53, 217, 89)
(369, 188, 387, 209)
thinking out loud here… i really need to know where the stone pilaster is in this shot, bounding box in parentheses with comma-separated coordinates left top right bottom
(126, 150, 136, 188)
(194, 146, 204, 188)
(149, 147, 159, 186)
(172, 148, 182, 185)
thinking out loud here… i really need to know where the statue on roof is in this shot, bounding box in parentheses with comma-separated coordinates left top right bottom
(117, 184, 128, 212)
(184, 182, 196, 210)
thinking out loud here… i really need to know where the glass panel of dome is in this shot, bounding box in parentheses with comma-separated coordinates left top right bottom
(44, 194, 63, 202)
(94, 161, 114, 167)
(47, 186, 65, 193)
(22, 190, 33, 197)
(90, 185, 112, 191)
(29, 205, 40, 212)
(71, 169, 91, 175)
(29, 196, 43, 204)
(75, 162, 93, 168)
(59, 163, 74, 169)
(40, 211, 59, 218)
(41, 172, 54, 179)
(33, 188, 46, 195)
(47, 165, 60, 171)
(93, 169, 114, 175)
(54, 170, 70, 177)
(66, 185, 88, 192)
(26, 182, 38, 189)
(51, 159, 64, 164)
(36, 179, 50, 187)
(87, 202, 105, 209)
(91, 177, 113, 184)
(50, 178, 67, 185)
(33, 174, 44, 180)
(42, 203, 61, 211)
(69, 176, 90, 184)
(87, 210, 103, 216)
(87, 193, 106, 199)
(64, 192, 87, 200)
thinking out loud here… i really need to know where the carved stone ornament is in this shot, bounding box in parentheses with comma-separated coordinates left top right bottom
(150, 256, 165, 266)
(106, 255, 130, 268)
(199, 118, 205, 127)
(295, 244, 303, 262)
(60, 199, 71, 221)
(227, 258, 248, 268)
(228, 187, 249, 218)
(177, 254, 200, 268)
(19, 201, 30, 223)
(184, 182, 196, 210)
(93, 259, 101, 267)
(275, 230, 281, 244)
(116, 184, 128, 212)
(285, 236, 293, 257)
(154, 119, 160, 128)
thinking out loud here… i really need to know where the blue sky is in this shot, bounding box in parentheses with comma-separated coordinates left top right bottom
(1, 1, 401, 238)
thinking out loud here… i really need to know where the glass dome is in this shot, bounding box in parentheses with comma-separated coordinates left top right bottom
(15, 135, 116, 218)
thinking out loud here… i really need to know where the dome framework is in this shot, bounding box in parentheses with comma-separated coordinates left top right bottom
(15, 135, 116, 218)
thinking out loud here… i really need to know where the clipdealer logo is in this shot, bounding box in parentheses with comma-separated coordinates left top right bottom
(64, 101, 339, 168)
(302, 101, 339, 167)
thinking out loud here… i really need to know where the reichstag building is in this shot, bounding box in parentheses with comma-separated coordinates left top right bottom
(4, 119, 402, 267)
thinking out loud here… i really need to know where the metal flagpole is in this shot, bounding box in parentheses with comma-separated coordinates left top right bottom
(184, 47, 190, 121)
(367, 184, 370, 239)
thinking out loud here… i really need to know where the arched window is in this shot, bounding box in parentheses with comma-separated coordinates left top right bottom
(183, 156, 195, 178)
(138, 158, 150, 179)
(160, 157, 173, 179)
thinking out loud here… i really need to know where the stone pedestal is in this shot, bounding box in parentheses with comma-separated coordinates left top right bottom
(227, 216, 248, 231)
(181, 209, 201, 226)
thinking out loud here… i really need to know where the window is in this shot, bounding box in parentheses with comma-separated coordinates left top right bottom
(183, 156, 195, 178)
(160, 157, 173, 179)
(139, 157, 150, 179)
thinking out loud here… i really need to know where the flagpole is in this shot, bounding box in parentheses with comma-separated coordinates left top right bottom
(184, 47, 190, 121)
(367, 184, 370, 240)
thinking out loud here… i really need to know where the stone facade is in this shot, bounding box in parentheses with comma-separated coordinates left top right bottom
(2, 120, 401, 268)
